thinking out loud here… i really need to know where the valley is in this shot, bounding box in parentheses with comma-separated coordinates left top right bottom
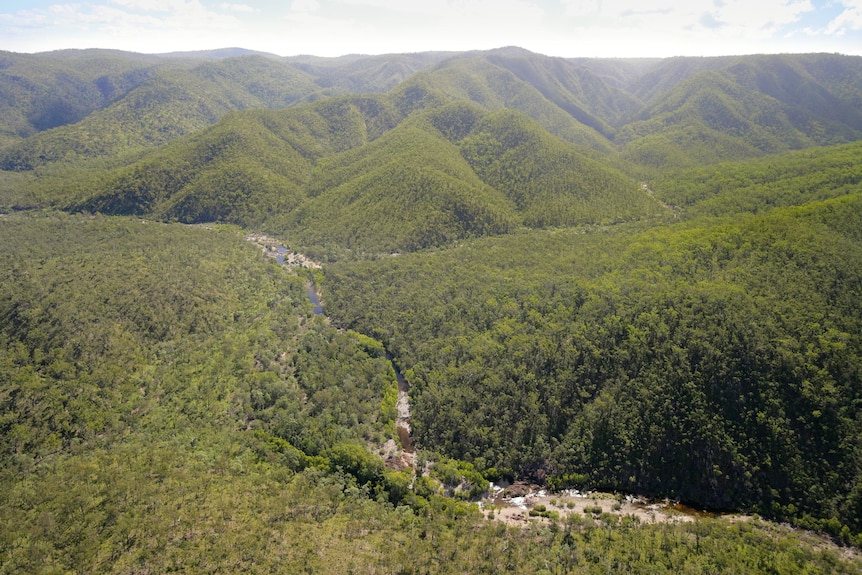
(1, 46, 861, 573)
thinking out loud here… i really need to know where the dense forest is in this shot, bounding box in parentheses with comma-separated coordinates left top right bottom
(1, 47, 861, 572)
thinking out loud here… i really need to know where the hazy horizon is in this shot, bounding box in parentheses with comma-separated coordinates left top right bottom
(2, 0, 861, 60)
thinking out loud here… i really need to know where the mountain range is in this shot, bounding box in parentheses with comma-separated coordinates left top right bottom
(3, 47, 862, 251)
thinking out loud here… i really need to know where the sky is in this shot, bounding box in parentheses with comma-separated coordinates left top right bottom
(0, 0, 860, 59)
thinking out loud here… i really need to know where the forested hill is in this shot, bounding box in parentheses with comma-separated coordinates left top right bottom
(0, 49, 452, 166)
(1, 46, 862, 570)
(0, 53, 322, 169)
(4, 49, 861, 251)
(325, 189, 862, 534)
(2, 49, 861, 170)
(44, 97, 660, 251)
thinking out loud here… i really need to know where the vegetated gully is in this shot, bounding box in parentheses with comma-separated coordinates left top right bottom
(250, 235, 414, 456)
(302, 267, 414, 455)
(250, 235, 727, 525)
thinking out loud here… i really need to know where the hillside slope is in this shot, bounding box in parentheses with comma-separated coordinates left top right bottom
(40, 95, 666, 252)
(3, 50, 862, 174)
(401, 51, 618, 152)
(621, 53, 862, 167)
(0, 55, 322, 170)
(324, 189, 862, 537)
(2, 213, 859, 572)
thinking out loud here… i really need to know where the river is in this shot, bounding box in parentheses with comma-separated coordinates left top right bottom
(250, 234, 758, 522)
(306, 284, 324, 315)
(388, 354, 414, 453)
(250, 234, 414, 457)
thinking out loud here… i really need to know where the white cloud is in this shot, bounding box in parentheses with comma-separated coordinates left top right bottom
(291, 0, 320, 12)
(276, 0, 547, 55)
(99, 1, 238, 34)
(0, 0, 859, 57)
(709, 0, 813, 34)
(108, 0, 185, 11)
(220, 2, 258, 13)
(335, 0, 436, 11)
(0, 1, 241, 53)
(332, 0, 541, 22)
(827, 0, 862, 34)
(561, 0, 600, 18)
(560, 0, 812, 33)
(551, 0, 817, 56)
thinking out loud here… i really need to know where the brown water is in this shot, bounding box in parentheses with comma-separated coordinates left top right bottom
(397, 425, 414, 453)
(669, 502, 723, 518)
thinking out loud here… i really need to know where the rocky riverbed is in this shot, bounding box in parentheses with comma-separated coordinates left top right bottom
(481, 483, 743, 527)
(246, 233, 322, 270)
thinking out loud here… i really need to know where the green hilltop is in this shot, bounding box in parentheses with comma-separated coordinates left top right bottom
(15, 90, 664, 252)
(0, 54, 323, 170)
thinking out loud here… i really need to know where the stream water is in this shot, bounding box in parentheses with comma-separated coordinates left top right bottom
(259, 238, 413, 454)
(388, 354, 414, 453)
(251, 235, 749, 513)
(306, 284, 324, 315)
